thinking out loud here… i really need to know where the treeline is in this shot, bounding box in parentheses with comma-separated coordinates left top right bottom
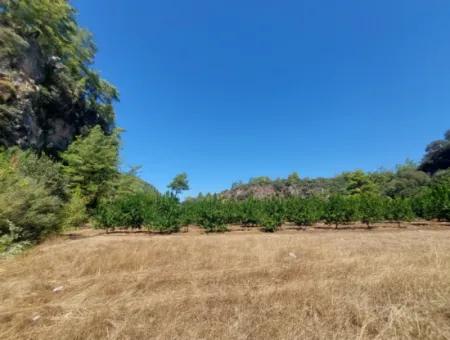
(95, 173, 450, 233)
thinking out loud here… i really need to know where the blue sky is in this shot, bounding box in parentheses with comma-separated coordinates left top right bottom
(73, 0, 450, 197)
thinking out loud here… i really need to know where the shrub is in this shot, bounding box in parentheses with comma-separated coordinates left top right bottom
(196, 197, 228, 232)
(427, 184, 450, 221)
(144, 194, 181, 233)
(0, 176, 62, 242)
(93, 200, 123, 232)
(0, 151, 62, 243)
(386, 197, 415, 227)
(286, 197, 323, 227)
(222, 200, 243, 225)
(62, 189, 89, 230)
(239, 198, 263, 227)
(258, 213, 282, 232)
(324, 195, 357, 228)
(94, 193, 157, 231)
(14, 149, 68, 199)
(412, 188, 434, 220)
(412, 180, 450, 221)
(258, 198, 284, 232)
(117, 194, 147, 229)
(357, 193, 385, 228)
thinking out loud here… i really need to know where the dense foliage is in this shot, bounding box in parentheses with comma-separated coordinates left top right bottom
(0, 127, 156, 252)
(168, 172, 190, 196)
(94, 192, 181, 233)
(0, 149, 63, 251)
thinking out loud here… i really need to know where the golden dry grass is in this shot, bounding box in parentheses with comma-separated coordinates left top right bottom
(1, 226, 450, 339)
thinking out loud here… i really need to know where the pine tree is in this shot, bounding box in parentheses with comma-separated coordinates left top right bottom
(61, 126, 120, 208)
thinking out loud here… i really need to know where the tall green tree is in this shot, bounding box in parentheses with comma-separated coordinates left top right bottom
(168, 173, 189, 196)
(343, 170, 379, 195)
(61, 126, 120, 208)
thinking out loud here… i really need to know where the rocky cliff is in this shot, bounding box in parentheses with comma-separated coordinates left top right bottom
(0, 0, 117, 156)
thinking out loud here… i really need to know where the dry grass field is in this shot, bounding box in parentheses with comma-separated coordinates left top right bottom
(1, 225, 450, 339)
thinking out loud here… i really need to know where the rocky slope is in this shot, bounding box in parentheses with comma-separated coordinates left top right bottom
(0, 0, 116, 156)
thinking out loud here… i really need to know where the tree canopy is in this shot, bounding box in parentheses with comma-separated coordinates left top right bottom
(61, 125, 120, 207)
(419, 130, 450, 174)
(168, 173, 190, 196)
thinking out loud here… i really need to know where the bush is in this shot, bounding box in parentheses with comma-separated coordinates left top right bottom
(96, 193, 243, 234)
(14, 149, 68, 199)
(144, 194, 181, 233)
(286, 197, 323, 227)
(94, 200, 123, 231)
(222, 200, 243, 225)
(427, 184, 450, 221)
(62, 189, 89, 230)
(0, 176, 62, 242)
(196, 197, 228, 232)
(239, 198, 263, 227)
(412, 188, 434, 220)
(94, 193, 156, 231)
(0, 151, 62, 243)
(258, 213, 282, 232)
(258, 198, 284, 232)
(386, 197, 415, 227)
(412, 181, 450, 221)
(357, 193, 385, 228)
(324, 195, 358, 228)
(0, 235, 32, 256)
(117, 194, 147, 229)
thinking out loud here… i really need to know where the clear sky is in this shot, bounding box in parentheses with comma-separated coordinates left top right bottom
(73, 0, 450, 197)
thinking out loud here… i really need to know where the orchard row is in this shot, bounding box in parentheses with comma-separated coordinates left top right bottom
(94, 183, 449, 233)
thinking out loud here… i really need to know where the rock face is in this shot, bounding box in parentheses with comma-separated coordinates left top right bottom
(220, 178, 333, 200)
(0, 2, 116, 156)
(0, 51, 109, 155)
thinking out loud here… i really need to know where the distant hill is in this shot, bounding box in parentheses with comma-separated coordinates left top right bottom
(220, 174, 346, 200)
